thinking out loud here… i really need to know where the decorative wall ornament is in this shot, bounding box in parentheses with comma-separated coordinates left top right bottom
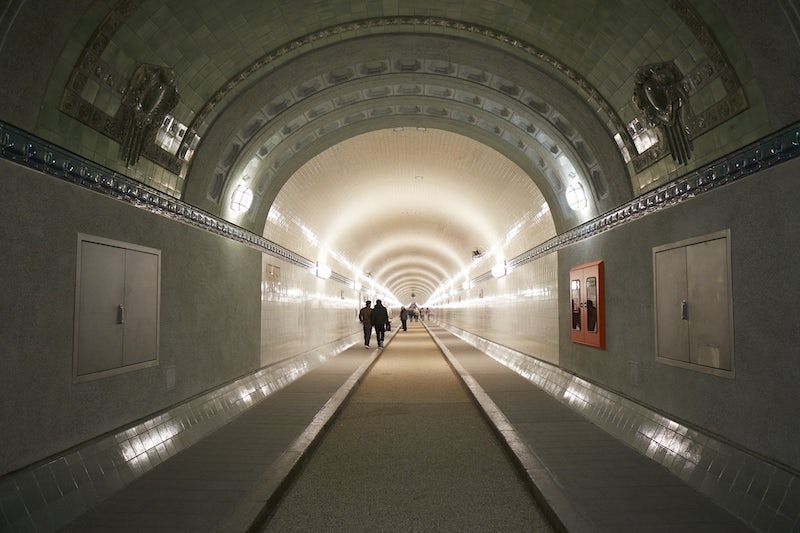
(118, 64, 179, 168)
(58, 0, 184, 179)
(633, 62, 694, 165)
(59, 0, 746, 179)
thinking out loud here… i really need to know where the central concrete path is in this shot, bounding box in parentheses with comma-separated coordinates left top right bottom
(261, 322, 555, 532)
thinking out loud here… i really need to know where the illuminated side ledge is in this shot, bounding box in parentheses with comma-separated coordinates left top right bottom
(0, 334, 359, 532)
(437, 321, 799, 531)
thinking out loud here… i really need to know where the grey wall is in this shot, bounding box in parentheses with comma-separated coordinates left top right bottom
(0, 160, 262, 475)
(558, 156, 800, 471)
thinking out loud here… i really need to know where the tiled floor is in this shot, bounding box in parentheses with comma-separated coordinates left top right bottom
(56, 322, 752, 532)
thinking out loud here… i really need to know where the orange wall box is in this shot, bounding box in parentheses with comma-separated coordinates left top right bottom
(569, 260, 605, 349)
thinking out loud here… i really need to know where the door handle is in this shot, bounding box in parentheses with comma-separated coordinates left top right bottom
(681, 300, 688, 320)
(117, 304, 125, 324)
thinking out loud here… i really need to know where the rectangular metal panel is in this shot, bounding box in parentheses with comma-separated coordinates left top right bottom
(75, 241, 125, 375)
(687, 237, 731, 370)
(122, 248, 160, 366)
(654, 246, 689, 361)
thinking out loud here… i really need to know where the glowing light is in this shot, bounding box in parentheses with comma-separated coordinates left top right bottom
(316, 263, 332, 279)
(230, 185, 253, 213)
(491, 262, 506, 278)
(565, 181, 588, 211)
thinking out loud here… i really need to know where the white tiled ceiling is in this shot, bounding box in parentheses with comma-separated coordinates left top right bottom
(265, 127, 555, 303)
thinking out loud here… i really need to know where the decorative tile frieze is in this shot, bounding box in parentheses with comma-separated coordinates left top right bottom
(0, 121, 314, 273)
(2, 119, 800, 290)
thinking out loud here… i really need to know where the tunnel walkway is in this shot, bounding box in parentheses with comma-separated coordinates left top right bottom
(58, 321, 753, 532)
(261, 321, 554, 532)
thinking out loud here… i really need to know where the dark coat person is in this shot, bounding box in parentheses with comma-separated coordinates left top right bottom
(359, 300, 373, 347)
(400, 306, 408, 331)
(371, 300, 389, 347)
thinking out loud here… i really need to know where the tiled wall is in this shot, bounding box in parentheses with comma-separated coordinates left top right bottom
(259, 255, 363, 368)
(436, 253, 559, 365)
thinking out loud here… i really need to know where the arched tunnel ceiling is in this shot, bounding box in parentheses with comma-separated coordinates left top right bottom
(43, 0, 753, 305)
(264, 128, 555, 303)
(188, 31, 634, 235)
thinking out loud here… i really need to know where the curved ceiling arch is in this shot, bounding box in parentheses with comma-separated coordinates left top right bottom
(179, 16, 632, 161)
(223, 91, 588, 233)
(186, 32, 631, 235)
(311, 180, 498, 262)
(382, 273, 441, 301)
(264, 126, 554, 304)
(53, 2, 739, 226)
(355, 234, 467, 278)
(381, 269, 442, 293)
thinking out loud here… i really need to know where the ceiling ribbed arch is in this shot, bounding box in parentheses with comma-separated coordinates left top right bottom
(263, 126, 555, 303)
(179, 22, 632, 304)
(185, 32, 631, 235)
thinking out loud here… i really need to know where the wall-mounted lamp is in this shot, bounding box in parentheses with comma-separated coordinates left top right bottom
(491, 261, 507, 278)
(565, 180, 588, 211)
(230, 185, 254, 213)
(316, 263, 331, 279)
(462, 281, 471, 291)
(354, 281, 362, 291)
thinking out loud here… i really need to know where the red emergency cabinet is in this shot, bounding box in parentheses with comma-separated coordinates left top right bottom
(569, 260, 605, 349)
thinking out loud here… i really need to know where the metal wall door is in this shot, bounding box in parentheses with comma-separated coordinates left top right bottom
(74, 236, 160, 380)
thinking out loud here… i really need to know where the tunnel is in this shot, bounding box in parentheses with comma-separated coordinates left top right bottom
(1, 1, 799, 531)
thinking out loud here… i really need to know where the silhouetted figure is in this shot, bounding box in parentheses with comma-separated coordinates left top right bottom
(358, 300, 373, 348)
(371, 299, 389, 348)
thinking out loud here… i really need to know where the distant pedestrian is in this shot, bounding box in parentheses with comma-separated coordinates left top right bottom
(400, 306, 408, 331)
(359, 300, 373, 348)
(371, 299, 389, 347)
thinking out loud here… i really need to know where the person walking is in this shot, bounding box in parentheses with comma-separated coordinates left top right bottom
(400, 306, 408, 331)
(359, 300, 373, 348)
(371, 299, 389, 347)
